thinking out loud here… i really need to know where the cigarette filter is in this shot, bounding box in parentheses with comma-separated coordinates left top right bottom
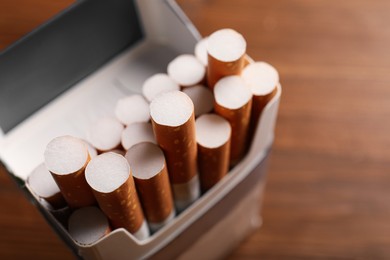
(194, 37, 208, 66)
(121, 122, 156, 151)
(125, 142, 175, 232)
(85, 141, 98, 158)
(115, 94, 150, 126)
(27, 163, 66, 209)
(241, 61, 279, 140)
(68, 206, 111, 245)
(87, 117, 124, 153)
(150, 90, 200, 211)
(195, 114, 231, 192)
(207, 28, 247, 89)
(167, 54, 206, 88)
(214, 76, 253, 166)
(142, 73, 180, 102)
(182, 85, 214, 117)
(44, 135, 95, 209)
(85, 152, 149, 240)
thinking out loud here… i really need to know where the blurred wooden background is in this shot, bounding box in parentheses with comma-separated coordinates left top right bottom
(1, 0, 390, 259)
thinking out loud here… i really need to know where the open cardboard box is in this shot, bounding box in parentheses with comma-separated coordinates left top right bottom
(0, 0, 281, 259)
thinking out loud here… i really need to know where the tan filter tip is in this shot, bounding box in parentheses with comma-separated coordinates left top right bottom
(207, 28, 246, 62)
(44, 135, 89, 176)
(214, 75, 252, 110)
(68, 206, 110, 245)
(196, 114, 231, 149)
(87, 117, 124, 152)
(150, 90, 194, 127)
(125, 142, 165, 180)
(241, 61, 279, 96)
(142, 73, 180, 102)
(85, 152, 130, 193)
(125, 142, 175, 227)
(196, 114, 231, 192)
(167, 54, 206, 87)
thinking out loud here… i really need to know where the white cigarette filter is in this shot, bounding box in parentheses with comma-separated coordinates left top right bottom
(241, 61, 279, 137)
(44, 135, 95, 209)
(85, 152, 149, 240)
(194, 37, 208, 66)
(85, 141, 98, 158)
(195, 114, 231, 192)
(27, 163, 66, 209)
(182, 85, 214, 117)
(150, 90, 200, 211)
(68, 207, 111, 245)
(167, 54, 206, 87)
(142, 73, 180, 102)
(121, 122, 156, 151)
(115, 94, 150, 126)
(125, 142, 175, 232)
(87, 117, 124, 153)
(214, 76, 253, 166)
(207, 28, 247, 89)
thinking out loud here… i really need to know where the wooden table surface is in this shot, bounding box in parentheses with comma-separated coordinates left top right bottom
(1, 0, 390, 259)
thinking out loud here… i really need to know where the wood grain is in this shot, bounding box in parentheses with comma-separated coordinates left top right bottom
(2, 0, 390, 259)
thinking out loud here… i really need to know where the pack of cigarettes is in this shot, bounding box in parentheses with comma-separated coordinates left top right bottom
(0, 0, 281, 259)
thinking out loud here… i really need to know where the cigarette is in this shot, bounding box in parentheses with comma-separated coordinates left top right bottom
(44, 135, 95, 209)
(125, 142, 175, 232)
(142, 73, 180, 102)
(115, 95, 150, 126)
(167, 54, 206, 88)
(195, 114, 231, 192)
(182, 85, 214, 117)
(241, 61, 279, 139)
(150, 90, 200, 211)
(214, 76, 253, 166)
(121, 122, 156, 151)
(68, 206, 111, 245)
(85, 141, 98, 158)
(87, 117, 124, 153)
(207, 29, 247, 89)
(85, 152, 149, 240)
(109, 149, 126, 156)
(27, 163, 66, 209)
(194, 37, 208, 66)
